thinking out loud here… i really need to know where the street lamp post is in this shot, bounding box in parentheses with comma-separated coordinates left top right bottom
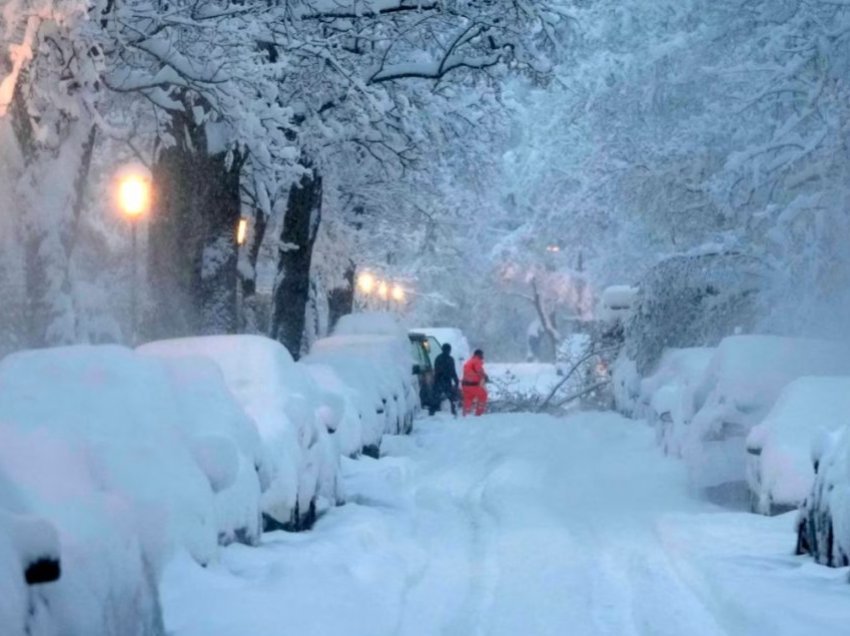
(116, 169, 152, 344)
(236, 217, 249, 331)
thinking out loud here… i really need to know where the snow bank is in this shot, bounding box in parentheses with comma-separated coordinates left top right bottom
(639, 348, 715, 457)
(139, 335, 339, 530)
(747, 378, 850, 515)
(683, 336, 850, 491)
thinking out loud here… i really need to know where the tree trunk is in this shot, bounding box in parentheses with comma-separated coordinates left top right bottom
(327, 262, 355, 331)
(148, 111, 242, 339)
(270, 163, 322, 359)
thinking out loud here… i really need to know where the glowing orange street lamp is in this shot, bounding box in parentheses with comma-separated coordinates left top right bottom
(236, 218, 249, 246)
(115, 167, 152, 344)
(357, 271, 376, 295)
(391, 284, 405, 303)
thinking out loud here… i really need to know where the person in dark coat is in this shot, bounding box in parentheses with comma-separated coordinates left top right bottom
(432, 343, 459, 416)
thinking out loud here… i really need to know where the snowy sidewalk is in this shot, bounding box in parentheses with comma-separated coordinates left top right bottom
(161, 412, 850, 636)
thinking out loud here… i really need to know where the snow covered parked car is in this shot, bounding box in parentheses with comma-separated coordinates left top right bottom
(140, 335, 340, 532)
(638, 347, 714, 457)
(797, 425, 850, 567)
(746, 377, 850, 516)
(0, 471, 62, 636)
(0, 345, 209, 635)
(683, 336, 850, 498)
(410, 327, 471, 374)
(305, 313, 418, 456)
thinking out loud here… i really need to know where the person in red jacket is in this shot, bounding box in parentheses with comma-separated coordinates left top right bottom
(461, 349, 489, 416)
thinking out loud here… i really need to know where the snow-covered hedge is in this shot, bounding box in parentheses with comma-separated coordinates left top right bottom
(139, 335, 340, 531)
(682, 336, 850, 492)
(797, 426, 850, 567)
(748, 378, 850, 516)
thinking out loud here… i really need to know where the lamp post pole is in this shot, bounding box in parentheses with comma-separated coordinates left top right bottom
(116, 167, 152, 345)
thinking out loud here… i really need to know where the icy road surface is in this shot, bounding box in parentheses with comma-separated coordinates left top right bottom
(162, 413, 850, 636)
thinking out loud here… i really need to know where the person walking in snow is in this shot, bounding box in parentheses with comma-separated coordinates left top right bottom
(461, 349, 489, 417)
(432, 343, 460, 416)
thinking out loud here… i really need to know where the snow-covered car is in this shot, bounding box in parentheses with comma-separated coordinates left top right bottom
(409, 327, 471, 375)
(746, 377, 850, 516)
(797, 425, 850, 568)
(302, 363, 365, 459)
(139, 335, 340, 531)
(638, 347, 714, 457)
(408, 331, 437, 411)
(0, 470, 62, 636)
(304, 313, 418, 454)
(683, 336, 850, 497)
(0, 345, 206, 634)
(139, 354, 267, 544)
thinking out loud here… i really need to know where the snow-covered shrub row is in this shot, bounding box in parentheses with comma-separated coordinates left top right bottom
(747, 378, 850, 516)
(797, 427, 850, 568)
(682, 336, 850, 494)
(139, 335, 341, 531)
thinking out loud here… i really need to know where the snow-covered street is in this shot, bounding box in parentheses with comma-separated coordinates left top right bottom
(162, 412, 850, 636)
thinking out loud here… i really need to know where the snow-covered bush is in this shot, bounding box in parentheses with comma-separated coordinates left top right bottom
(797, 426, 850, 568)
(624, 250, 765, 376)
(639, 348, 715, 457)
(139, 335, 339, 531)
(747, 378, 850, 516)
(683, 336, 850, 494)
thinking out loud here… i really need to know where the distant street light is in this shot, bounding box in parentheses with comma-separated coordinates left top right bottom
(546, 244, 561, 253)
(357, 271, 376, 295)
(391, 284, 405, 303)
(115, 166, 152, 344)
